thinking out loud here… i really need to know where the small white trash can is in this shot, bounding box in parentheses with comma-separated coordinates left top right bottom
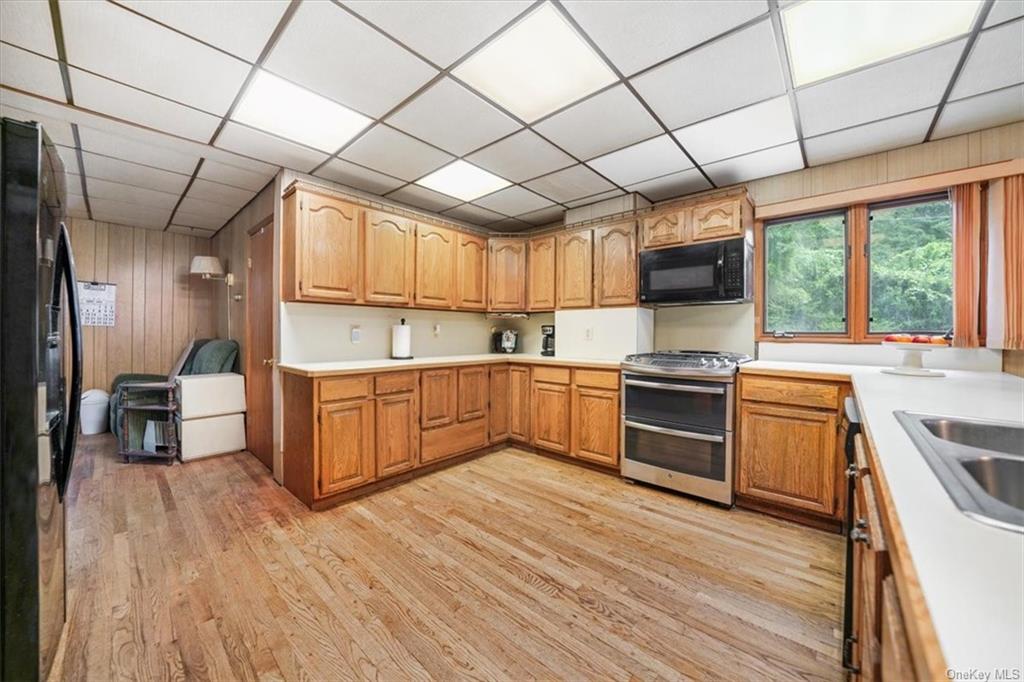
(80, 388, 110, 435)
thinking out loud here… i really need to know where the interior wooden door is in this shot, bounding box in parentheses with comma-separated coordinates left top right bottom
(556, 229, 593, 308)
(509, 365, 531, 441)
(318, 399, 375, 496)
(571, 386, 619, 465)
(458, 366, 488, 421)
(299, 192, 361, 301)
(593, 221, 637, 307)
(245, 219, 274, 471)
(488, 238, 526, 310)
(527, 235, 556, 310)
(489, 365, 510, 443)
(456, 232, 487, 310)
(375, 392, 419, 477)
(415, 223, 456, 308)
(420, 368, 457, 428)
(532, 381, 571, 453)
(365, 210, 414, 305)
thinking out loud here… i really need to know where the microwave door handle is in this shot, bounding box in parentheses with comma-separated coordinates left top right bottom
(624, 420, 725, 443)
(623, 379, 725, 395)
(715, 245, 725, 296)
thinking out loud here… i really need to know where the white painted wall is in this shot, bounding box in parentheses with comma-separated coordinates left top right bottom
(758, 342, 1003, 371)
(654, 303, 755, 355)
(553, 307, 653, 359)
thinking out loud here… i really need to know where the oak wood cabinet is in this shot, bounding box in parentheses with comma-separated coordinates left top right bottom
(421, 368, 457, 429)
(509, 365, 531, 442)
(556, 229, 593, 308)
(488, 238, 527, 311)
(691, 196, 746, 242)
(282, 188, 363, 303)
(458, 366, 488, 422)
(318, 399, 375, 495)
(571, 386, 619, 466)
(641, 209, 687, 250)
(456, 232, 488, 310)
(415, 223, 456, 308)
(375, 391, 418, 477)
(532, 380, 571, 453)
(640, 190, 754, 251)
(365, 210, 415, 305)
(527, 235, 556, 311)
(489, 365, 510, 443)
(593, 221, 637, 307)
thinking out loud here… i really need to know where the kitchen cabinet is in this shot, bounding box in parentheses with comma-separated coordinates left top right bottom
(556, 229, 593, 308)
(879, 577, 915, 681)
(458, 366, 488, 421)
(488, 238, 527, 311)
(421, 368, 457, 429)
(532, 380, 571, 453)
(527, 235, 556, 311)
(639, 190, 754, 251)
(641, 209, 687, 250)
(415, 223, 456, 308)
(489, 365, 510, 443)
(365, 210, 415, 305)
(281, 188, 362, 303)
(456, 232, 488, 310)
(509, 365, 531, 442)
(318, 399, 375, 495)
(593, 221, 637, 307)
(851, 451, 889, 680)
(571, 386, 619, 466)
(691, 196, 746, 242)
(375, 391, 418, 477)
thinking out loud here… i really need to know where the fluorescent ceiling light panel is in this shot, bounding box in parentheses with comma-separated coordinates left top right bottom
(783, 0, 981, 86)
(416, 160, 511, 201)
(453, 3, 617, 122)
(232, 70, 371, 152)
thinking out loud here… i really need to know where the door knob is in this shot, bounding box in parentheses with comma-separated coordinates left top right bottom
(263, 358, 275, 366)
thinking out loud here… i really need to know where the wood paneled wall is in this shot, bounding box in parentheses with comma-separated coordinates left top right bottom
(68, 218, 217, 392)
(1004, 350, 1024, 377)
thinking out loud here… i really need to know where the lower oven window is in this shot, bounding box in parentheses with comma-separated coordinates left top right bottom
(625, 423, 726, 481)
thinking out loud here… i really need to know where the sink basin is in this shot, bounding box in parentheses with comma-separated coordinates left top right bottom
(896, 411, 1024, 533)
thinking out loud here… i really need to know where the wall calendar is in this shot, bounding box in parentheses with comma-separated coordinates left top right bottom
(77, 281, 116, 327)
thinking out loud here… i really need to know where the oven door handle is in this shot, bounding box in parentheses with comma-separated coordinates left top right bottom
(623, 379, 725, 395)
(624, 420, 725, 443)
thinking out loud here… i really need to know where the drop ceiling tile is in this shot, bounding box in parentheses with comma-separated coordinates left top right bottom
(631, 20, 785, 129)
(474, 186, 553, 216)
(343, 0, 532, 68)
(466, 130, 574, 183)
(0, 44, 66, 101)
(626, 169, 710, 202)
(340, 125, 453, 182)
(804, 109, 935, 165)
(387, 78, 519, 156)
(81, 151, 190, 194)
(215, 122, 328, 172)
(587, 135, 693, 187)
(442, 203, 506, 226)
(533, 85, 662, 160)
(564, 189, 625, 208)
(69, 68, 221, 141)
(264, 1, 437, 118)
(197, 158, 276, 192)
(933, 85, 1024, 139)
(487, 217, 532, 232)
(516, 205, 564, 226)
(797, 39, 965, 137)
(673, 96, 797, 165)
(168, 225, 216, 238)
(1, 0, 57, 57)
(0, 104, 75, 146)
(74, 174, 180, 208)
(985, 0, 1024, 26)
(563, 0, 768, 75)
(89, 196, 171, 229)
(172, 209, 223, 231)
(186, 178, 256, 208)
(703, 142, 803, 185)
(313, 158, 405, 196)
(77, 126, 200, 173)
(117, 0, 289, 62)
(951, 20, 1024, 100)
(178, 196, 238, 220)
(524, 164, 616, 203)
(387, 184, 462, 213)
(59, 0, 250, 114)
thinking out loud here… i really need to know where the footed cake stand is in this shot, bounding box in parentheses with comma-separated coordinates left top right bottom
(880, 342, 948, 377)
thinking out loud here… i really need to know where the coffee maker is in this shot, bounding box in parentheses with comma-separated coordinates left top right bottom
(541, 325, 555, 356)
(491, 329, 519, 353)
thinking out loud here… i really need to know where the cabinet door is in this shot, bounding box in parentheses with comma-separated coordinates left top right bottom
(458, 366, 488, 422)
(415, 223, 456, 308)
(489, 365, 510, 443)
(456, 232, 487, 310)
(852, 469, 889, 681)
(365, 210, 415, 305)
(488, 238, 527, 311)
(420, 368, 457, 429)
(691, 197, 743, 242)
(641, 209, 687, 249)
(509, 365, 531, 442)
(880, 577, 915, 681)
(532, 381, 571, 453)
(737, 402, 837, 515)
(593, 221, 636, 307)
(571, 386, 619, 466)
(300, 193, 362, 301)
(556, 229, 593, 308)
(318, 399, 375, 496)
(375, 392, 418, 477)
(527, 235, 556, 311)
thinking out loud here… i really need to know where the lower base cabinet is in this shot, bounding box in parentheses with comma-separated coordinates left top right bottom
(509, 365, 531, 442)
(318, 399, 375, 495)
(530, 367, 620, 466)
(532, 381, 571, 453)
(375, 391, 418, 477)
(571, 386, 619, 466)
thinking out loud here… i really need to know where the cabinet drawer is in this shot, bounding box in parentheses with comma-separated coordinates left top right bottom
(375, 371, 417, 395)
(532, 365, 571, 384)
(741, 376, 839, 410)
(320, 376, 371, 402)
(421, 417, 488, 463)
(573, 368, 619, 389)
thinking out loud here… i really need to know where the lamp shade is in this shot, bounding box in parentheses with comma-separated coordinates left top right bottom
(189, 255, 224, 277)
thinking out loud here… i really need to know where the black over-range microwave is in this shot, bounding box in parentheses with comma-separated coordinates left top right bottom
(639, 236, 753, 305)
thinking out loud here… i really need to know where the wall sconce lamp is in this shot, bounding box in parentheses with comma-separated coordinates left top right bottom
(190, 256, 237, 339)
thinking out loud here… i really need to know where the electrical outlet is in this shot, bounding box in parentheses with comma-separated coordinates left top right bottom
(433, 323, 441, 337)
(350, 325, 361, 343)
(585, 327, 594, 341)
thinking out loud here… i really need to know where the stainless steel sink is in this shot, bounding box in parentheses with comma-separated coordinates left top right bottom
(896, 412, 1024, 533)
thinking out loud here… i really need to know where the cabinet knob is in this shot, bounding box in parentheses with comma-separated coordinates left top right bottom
(850, 528, 870, 544)
(845, 463, 858, 479)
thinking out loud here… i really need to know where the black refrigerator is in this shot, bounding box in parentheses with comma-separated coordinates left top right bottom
(1, 118, 82, 680)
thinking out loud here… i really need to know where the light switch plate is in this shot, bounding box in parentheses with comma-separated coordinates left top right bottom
(350, 325, 361, 343)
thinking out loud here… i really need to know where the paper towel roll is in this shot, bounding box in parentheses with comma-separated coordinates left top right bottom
(391, 319, 412, 359)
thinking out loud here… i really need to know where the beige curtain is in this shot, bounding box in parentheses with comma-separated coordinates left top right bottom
(1004, 175, 1024, 350)
(951, 183, 982, 347)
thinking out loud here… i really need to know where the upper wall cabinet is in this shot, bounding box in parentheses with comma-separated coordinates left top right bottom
(641, 209, 687, 250)
(282, 188, 363, 303)
(691, 196, 748, 242)
(456, 232, 488, 311)
(488, 238, 527, 311)
(640, 190, 754, 250)
(557, 229, 593, 309)
(365, 210, 416, 306)
(415, 223, 456, 309)
(527, 235, 556, 311)
(593, 221, 637, 307)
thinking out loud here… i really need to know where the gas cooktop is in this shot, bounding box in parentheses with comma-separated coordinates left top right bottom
(621, 350, 752, 377)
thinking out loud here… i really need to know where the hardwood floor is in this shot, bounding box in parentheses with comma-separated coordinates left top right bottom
(52, 434, 844, 681)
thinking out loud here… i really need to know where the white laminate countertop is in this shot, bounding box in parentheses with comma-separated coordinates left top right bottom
(743, 360, 1024, 674)
(278, 353, 623, 376)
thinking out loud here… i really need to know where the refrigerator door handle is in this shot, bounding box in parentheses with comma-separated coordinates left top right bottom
(52, 222, 82, 500)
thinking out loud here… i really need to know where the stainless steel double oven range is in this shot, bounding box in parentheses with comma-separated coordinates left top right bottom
(620, 351, 751, 505)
